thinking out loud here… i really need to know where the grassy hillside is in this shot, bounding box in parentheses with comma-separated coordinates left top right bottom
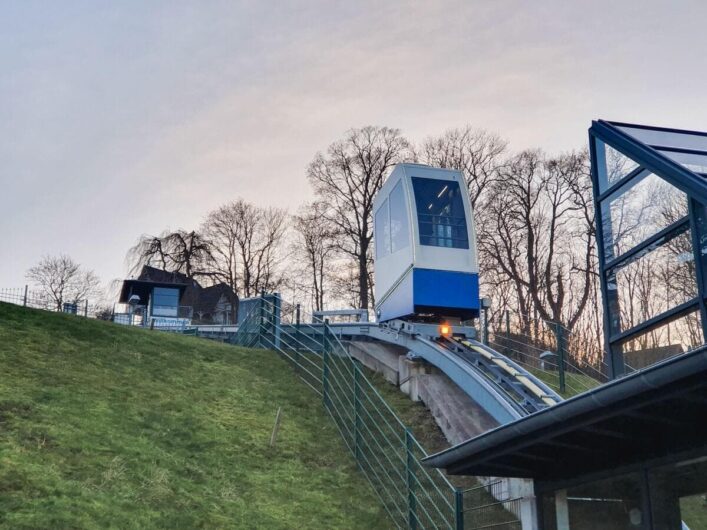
(528, 368, 601, 398)
(0, 303, 389, 529)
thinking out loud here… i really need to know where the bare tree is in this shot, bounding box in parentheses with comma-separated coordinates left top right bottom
(128, 230, 214, 280)
(292, 202, 337, 311)
(480, 150, 596, 330)
(202, 204, 241, 292)
(420, 126, 508, 209)
(329, 260, 364, 310)
(249, 206, 288, 296)
(202, 199, 287, 298)
(307, 126, 412, 309)
(26, 254, 101, 310)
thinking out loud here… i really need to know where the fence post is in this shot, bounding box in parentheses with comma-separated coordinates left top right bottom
(353, 363, 360, 465)
(504, 310, 511, 356)
(84, 299, 89, 317)
(322, 319, 329, 407)
(295, 304, 301, 369)
(273, 293, 281, 350)
(23, 285, 28, 307)
(455, 488, 464, 530)
(258, 292, 265, 348)
(405, 428, 417, 530)
(555, 322, 566, 394)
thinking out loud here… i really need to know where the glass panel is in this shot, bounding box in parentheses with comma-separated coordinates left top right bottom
(153, 287, 179, 306)
(660, 148, 707, 174)
(609, 229, 697, 334)
(649, 457, 707, 530)
(375, 198, 390, 259)
(411, 177, 469, 249)
(152, 287, 179, 317)
(541, 473, 645, 530)
(621, 308, 703, 370)
(601, 172, 687, 259)
(389, 180, 409, 253)
(599, 142, 640, 190)
(616, 124, 707, 151)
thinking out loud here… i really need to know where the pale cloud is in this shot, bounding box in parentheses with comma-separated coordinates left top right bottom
(2, 0, 707, 288)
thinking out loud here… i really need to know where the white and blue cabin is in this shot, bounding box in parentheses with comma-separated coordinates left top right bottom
(373, 164, 480, 323)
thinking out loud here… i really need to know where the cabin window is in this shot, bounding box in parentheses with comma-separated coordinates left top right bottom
(375, 199, 391, 258)
(411, 177, 469, 249)
(389, 180, 410, 253)
(151, 287, 180, 317)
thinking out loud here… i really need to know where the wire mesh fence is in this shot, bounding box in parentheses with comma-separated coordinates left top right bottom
(461, 481, 522, 530)
(0, 286, 112, 320)
(479, 308, 609, 398)
(231, 295, 524, 530)
(0, 286, 192, 331)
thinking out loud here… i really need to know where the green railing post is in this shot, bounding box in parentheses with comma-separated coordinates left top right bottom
(455, 488, 464, 530)
(353, 363, 360, 465)
(258, 293, 265, 348)
(294, 303, 301, 370)
(555, 322, 566, 394)
(273, 293, 281, 350)
(405, 428, 417, 530)
(322, 318, 329, 407)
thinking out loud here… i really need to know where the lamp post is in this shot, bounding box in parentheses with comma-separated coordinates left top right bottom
(480, 297, 492, 345)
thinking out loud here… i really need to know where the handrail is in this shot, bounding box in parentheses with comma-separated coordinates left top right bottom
(230, 294, 523, 529)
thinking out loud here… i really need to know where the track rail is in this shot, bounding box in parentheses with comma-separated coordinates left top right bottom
(441, 338, 561, 415)
(314, 322, 563, 424)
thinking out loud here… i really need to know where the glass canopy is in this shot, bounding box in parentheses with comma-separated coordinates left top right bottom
(589, 120, 707, 377)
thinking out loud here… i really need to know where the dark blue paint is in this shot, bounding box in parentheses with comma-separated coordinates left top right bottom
(413, 268, 479, 311)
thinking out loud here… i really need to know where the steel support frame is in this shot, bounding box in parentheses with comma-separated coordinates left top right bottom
(589, 120, 707, 378)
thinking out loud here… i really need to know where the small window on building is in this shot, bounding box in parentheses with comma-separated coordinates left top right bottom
(411, 177, 469, 249)
(389, 180, 410, 253)
(375, 198, 391, 258)
(152, 287, 179, 317)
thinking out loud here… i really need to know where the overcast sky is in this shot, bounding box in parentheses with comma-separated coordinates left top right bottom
(3, 0, 707, 290)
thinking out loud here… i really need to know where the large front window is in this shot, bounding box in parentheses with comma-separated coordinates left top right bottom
(411, 177, 469, 249)
(151, 287, 179, 317)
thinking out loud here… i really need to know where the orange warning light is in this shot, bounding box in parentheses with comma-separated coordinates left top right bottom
(439, 324, 451, 337)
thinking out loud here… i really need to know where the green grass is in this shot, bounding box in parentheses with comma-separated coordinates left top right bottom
(681, 494, 707, 529)
(361, 371, 520, 527)
(0, 302, 390, 529)
(528, 368, 602, 399)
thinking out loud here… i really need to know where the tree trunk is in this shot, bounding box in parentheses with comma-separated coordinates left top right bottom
(358, 242, 369, 309)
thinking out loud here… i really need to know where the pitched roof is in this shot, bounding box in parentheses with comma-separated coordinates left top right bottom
(123, 266, 238, 319)
(138, 265, 194, 286)
(193, 283, 238, 315)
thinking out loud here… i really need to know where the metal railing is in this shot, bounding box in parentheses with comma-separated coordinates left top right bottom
(231, 295, 522, 530)
(480, 309, 608, 397)
(460, 482, 521, 530)
(0, 286, 108, 319)
(0, 286, 194, 329)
